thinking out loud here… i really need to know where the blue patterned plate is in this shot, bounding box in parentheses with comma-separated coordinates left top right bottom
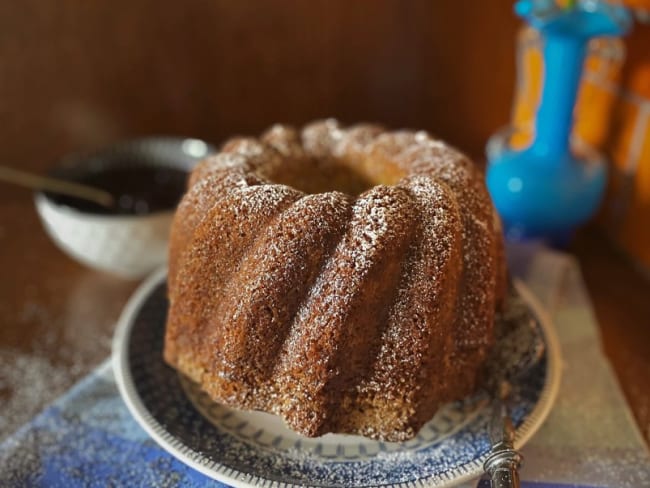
(113, 268, 561, 487)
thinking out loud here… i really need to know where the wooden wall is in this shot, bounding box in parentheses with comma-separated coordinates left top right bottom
(0, 0, 518, 172)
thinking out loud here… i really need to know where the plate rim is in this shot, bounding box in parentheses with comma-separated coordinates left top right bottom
(112, 266, 562, 488)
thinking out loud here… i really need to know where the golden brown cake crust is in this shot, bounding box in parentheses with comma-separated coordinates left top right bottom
(164, 119, 506, 442)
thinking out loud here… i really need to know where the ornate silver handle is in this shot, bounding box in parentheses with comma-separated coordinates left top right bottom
(484, 447, 523, 488)
(482, 392, 523, 488)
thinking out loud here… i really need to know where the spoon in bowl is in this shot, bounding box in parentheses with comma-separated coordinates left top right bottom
(0, 165, 115, 208)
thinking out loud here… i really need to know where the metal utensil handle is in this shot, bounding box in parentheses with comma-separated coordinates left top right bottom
(0, 165, 114, 207)
(490, 469, 520, 488)
(484, 448, 523, 488)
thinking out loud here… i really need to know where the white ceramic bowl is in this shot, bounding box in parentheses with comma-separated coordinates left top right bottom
(35, 137, 214, 280)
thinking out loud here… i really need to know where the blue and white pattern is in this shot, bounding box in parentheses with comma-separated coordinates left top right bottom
(112, 269, 562, 488)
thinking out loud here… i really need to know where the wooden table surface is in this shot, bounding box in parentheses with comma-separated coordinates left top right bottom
(1, 185, 649, 446)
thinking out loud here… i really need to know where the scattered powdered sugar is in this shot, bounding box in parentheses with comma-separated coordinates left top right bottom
(0, 266, 129, 441)
(0, 349, 74, 436)
(0, 298, 103, 440)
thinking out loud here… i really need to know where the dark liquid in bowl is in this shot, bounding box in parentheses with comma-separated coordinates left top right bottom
(46, 166, 188, 215)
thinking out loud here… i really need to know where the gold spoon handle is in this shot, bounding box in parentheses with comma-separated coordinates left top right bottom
(0, 165, 114, 208)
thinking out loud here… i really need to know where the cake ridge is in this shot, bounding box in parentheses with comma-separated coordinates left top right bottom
(394, 144, 500, 396)
(275, 185, 418, 436)
(164, 183, 301, 379)
(340, 175, 464, 439)
(205, 191, 352, 406)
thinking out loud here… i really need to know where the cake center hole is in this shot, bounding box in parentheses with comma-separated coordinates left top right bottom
(270, 158, 380, 196)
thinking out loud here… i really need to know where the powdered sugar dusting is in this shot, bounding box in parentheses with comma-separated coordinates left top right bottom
(262, 124, 305, 159)
(301, 119, 344, 157)
(280, 185, 411, 353)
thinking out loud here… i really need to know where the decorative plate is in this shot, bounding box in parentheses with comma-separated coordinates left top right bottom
(113, 267, 561, 488)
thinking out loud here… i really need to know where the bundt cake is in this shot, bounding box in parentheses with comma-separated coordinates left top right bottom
(164, 119, 506, 442)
